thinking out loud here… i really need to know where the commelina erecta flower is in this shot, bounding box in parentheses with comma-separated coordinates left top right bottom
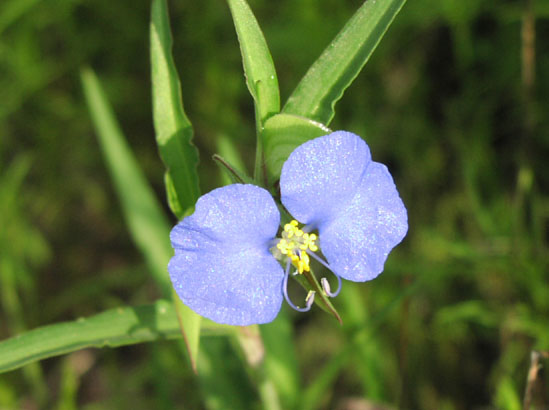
(168, 131, 408, 326)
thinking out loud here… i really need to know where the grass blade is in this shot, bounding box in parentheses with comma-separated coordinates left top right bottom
(283, 0, 407, 125)
(151, 0, 200, 218)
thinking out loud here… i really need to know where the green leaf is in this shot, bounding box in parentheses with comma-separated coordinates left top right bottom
(164, 172, 184, 218)
(226, 0, 280, 126)
(151, 0, 200, 218)
(0, 299, 236, 374)
(0, 301, 181, 374)
(81, 67, 202, 369)
(261, 113, 330, 184)
(283, 0, 407, 125)
(226, 0, 280, 183)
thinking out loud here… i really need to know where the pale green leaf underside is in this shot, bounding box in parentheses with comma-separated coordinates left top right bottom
(262, 113, 330, 183)
(151, 0, 200, 217)
(283, 0, 407, 125)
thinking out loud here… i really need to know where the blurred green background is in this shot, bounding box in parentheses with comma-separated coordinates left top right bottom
(1, 0, 548, 408)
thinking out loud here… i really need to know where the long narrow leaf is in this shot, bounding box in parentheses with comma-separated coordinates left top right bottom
(226, 0, 280, 183)
(0, 299, 235, 374)
(283, 0, 407, 125)
(226, 0, 280, 125)
(151, 0, 200, 217)
(0, 301, 181, 373)
(150, 0, 203, 370)
(81, 68, 202, 369)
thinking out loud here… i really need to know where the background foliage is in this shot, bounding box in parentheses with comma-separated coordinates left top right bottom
(1, 0, 548, 408)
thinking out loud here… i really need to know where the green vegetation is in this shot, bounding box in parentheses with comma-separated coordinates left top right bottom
(1, 0, 548, 408)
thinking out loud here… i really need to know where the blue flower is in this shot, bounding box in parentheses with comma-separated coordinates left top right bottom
(168, 131, 408, 325)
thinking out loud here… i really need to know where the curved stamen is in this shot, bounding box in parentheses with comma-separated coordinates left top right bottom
(321, 275, 342, 297)
(282, 259, 316, 312)
(306, 249, 342, 297)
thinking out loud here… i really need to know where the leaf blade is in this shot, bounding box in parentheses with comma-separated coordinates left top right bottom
(226, 0, 280, 125)
(0, 301, 181, 373)
(227, 0, 280, 183)
(283, 0, 407, 125)
(151, 0, 200, 217)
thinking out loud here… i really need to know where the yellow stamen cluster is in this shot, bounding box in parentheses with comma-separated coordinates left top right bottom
(275, 220, 318, 274)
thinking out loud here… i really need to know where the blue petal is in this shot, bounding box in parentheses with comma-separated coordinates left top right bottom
(168, 184, 284, 325)
(280, 131, 371, 227)
(319, 162, 408, 281)
(280, 132, 407, 282)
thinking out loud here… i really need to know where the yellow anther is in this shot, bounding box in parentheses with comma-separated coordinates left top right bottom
(277, 239, 290, 254)
(274, 220, 317, 274)
(301, 252, 310, 268)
